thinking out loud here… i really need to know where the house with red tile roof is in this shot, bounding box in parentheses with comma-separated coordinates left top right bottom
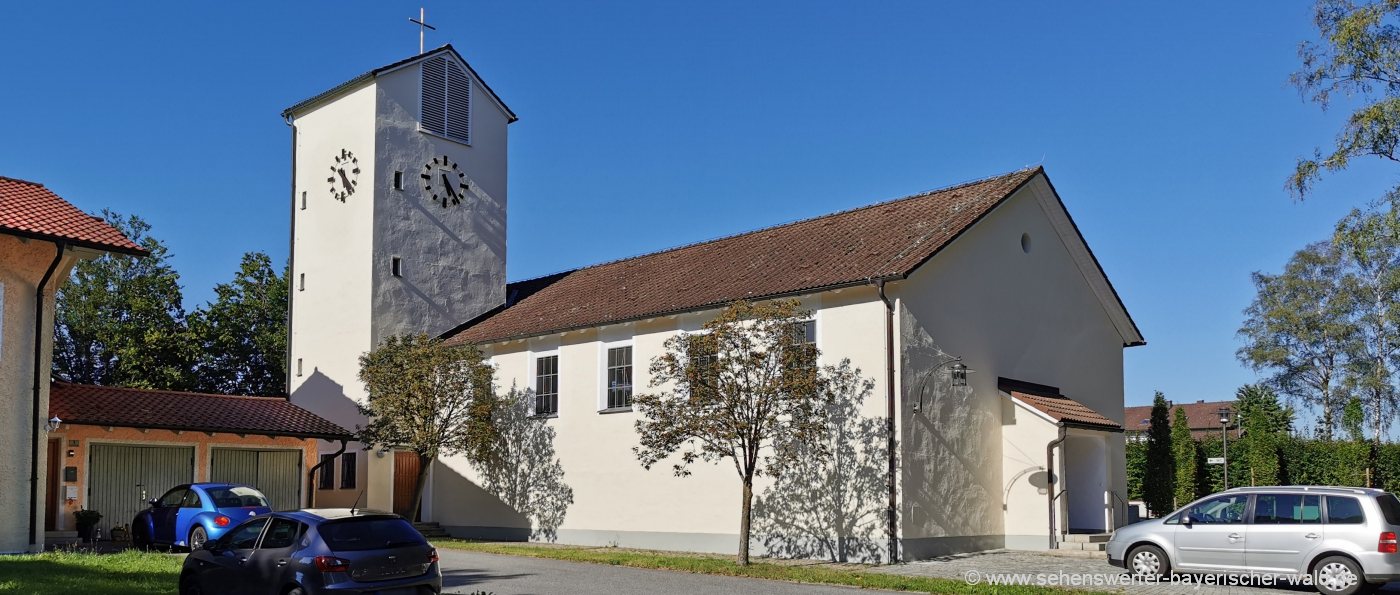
(286, 48, 1143, 561)
(0, 175, 146, 552)
(1124, 399, 1239, 441)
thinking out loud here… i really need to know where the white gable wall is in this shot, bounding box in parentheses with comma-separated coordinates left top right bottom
(892, 176, 1127, 557)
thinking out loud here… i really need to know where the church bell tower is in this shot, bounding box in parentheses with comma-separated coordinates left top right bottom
(282, 45, 516, 511)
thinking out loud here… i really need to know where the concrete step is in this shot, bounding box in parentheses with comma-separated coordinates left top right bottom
(1062, 533, 1112, 543)
(413, 522, 451, 538)
(1054, 540, 1107, 551)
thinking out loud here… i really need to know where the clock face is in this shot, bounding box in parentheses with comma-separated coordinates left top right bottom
(420, 155, 470, 208)
(326, 149, 360, 202)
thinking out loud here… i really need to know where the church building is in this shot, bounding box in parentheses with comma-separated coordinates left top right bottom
(285, 46, 1144, 561)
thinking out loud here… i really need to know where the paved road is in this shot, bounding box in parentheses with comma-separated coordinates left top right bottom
(436, 549, 900, 595)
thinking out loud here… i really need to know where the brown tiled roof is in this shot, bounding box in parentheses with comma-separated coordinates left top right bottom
(1001, 379, 1121, 431)
(0, 176, 146, 255)
(50, 382, 351, 440)
(446, 167, 1043, 345)
(1125, 400, 1238, 437)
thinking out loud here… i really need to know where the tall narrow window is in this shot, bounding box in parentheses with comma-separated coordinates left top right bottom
(393, 171, 403, 190)
(606, 346, 633, 409)
(788, 319, 818, 368)
(688, 334, 719, 394)
(317, 454, 335, 490)
(298, 273, 305, 291)
(391, 257, 403, 277)
(296, 358, 303, 377)
(340, 453, 357, 489)
(535, 355, 559, 415)
(420, 55, 471, 144)
(300, 191, 307, 210)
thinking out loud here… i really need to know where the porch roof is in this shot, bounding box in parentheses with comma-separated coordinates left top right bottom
(50, 382, 352, 441)
(999, 378, 1121, 432)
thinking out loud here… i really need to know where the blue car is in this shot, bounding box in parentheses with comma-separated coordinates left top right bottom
(179, 508, 441, 595)
(133, 483, 272, 551)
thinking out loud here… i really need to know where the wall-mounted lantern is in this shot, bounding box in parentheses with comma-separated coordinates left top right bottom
(45, 416, 62, 433)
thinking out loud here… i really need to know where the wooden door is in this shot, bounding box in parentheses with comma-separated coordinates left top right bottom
(392, 451, 421, 520)
(44, 439, 60, 531)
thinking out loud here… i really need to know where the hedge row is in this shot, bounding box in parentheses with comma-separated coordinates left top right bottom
(1127, 437, 1395, 504)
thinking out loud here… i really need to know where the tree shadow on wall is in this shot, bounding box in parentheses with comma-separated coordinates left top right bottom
(473, 386, 574, 542)
(753, 361, 886, 563)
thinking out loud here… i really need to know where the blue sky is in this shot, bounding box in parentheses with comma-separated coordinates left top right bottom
(0, 1, 1392, 409)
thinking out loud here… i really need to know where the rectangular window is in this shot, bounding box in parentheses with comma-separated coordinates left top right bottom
(1328, 496, 1367, 524)
(606, 346, 633, 409)
(391, 257, 402, 277)
(296, 358, 303, 377)
(687, 334, 719, 392)
(298, 273, 305, 291)
(340, 453, 357, 489)
(300, 191, 307, 210)
(393, 171, 403, 190)
(787, 319, 818, 368)
(535, 355, 559, 415)
(317, 454, 335, 490)
(1254, 493, 1321, 524)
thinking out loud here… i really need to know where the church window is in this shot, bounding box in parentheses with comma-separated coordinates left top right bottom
(393, 171, 404, 190)
(300, 191, 307, 210)
(318, 454, 335, 490)
(534, 355, 559, 415)
(298, 273, 305, 291)
(421, 55, 471, 144)
(340, 453, 357, 489)
(391, 257, 403, 277)
(296, 358, 303, 377)
(605, 346, 633, 409)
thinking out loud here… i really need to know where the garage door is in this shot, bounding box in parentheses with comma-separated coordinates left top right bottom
(88, 444, 194, 536)
(210, 449, 302, 510)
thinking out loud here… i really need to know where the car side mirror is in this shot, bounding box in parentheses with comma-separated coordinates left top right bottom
(148, 499, 160, 508)
(1181, 515, 1192, 526)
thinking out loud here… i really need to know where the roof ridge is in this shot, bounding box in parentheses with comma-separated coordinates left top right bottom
(52, 381, 287, 401)
(0, 175, 44, 187)
(502, 166, 1041, 287)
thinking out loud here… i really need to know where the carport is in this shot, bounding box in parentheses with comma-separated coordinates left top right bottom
(46, 382, 350, 539)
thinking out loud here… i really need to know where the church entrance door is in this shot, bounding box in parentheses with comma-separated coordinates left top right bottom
(393, 451, 421, 520)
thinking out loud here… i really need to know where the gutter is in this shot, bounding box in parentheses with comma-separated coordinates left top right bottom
(872, 277, 899, 564)
(29, 242, 65, 549)
(305, 439, 348, 508)
(285, 119, 297, 397)
(1046, 425, 1067, 550)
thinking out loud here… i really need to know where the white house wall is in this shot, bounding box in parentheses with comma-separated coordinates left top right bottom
(287, 81, 382, 509)
(430, 292, 894, 558)
(892, 176, 1128, 558)
(370, 60, 508, 343)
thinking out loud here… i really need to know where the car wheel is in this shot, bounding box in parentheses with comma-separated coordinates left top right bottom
(132, 527, 149, 551)
(179, 573, 203, 595)
(1127, 544, 1170, 577)
(188, 526, 208, 552)
(284, 587, 305, 595)
(1314, 555, 1367, 595)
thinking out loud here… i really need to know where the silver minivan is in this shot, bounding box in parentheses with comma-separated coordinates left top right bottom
(1107, 486, 1400, 595)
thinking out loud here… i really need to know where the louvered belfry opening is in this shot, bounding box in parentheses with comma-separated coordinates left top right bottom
(421, 54, 471, 143)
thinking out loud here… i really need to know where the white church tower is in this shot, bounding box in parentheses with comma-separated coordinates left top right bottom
(282, 45, 516, 511)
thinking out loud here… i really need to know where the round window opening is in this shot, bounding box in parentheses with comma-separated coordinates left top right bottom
(1020, 232, 1032, 253)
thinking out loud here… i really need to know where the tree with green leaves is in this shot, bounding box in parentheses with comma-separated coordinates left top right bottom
(1343, 396, 1367, 442)
(1126, 439, 1147, 501)
(1291, 1, 1400, 198)
(1333, 198, 1400, 448)
(52, 210, 195, 389)
(1142, 392, 1175, 517)
(1239, 241, 1351, 440)
(357, 334, 499, 520)
(1171, 407, 1196, 508)
(1236, 384, 1294, 486)
(188, 252, 289, 396)
(633, 300, 833, 566)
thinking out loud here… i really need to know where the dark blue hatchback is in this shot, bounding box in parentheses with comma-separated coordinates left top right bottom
(178, 508, 440, 595)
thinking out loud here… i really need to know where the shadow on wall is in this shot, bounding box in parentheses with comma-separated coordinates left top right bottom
(294, 369, 355, 436)
(900, 310, 1000, 554)
(472, 387, 574, 542)
(754, 361, 886, 563)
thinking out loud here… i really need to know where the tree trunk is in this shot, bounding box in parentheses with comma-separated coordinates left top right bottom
(738, 478, 753, 566)
(411, 453, 433, 522)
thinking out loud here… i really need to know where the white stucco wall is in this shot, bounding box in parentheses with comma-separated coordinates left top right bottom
(892, 175, 1130, 558)
(287, 80, 383, 509)
(0, 235, 83, 552)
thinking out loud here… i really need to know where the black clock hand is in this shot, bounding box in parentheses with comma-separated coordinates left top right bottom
(338, 170, 354, 195)
(441, 174, 458, 202)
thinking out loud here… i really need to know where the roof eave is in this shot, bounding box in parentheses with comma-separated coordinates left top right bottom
(0, 227, 147, 257)
(62, 419, 351, 441)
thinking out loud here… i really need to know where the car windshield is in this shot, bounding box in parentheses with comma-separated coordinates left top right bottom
(205, 487, 270, 508)
(319, 518, 426, 552)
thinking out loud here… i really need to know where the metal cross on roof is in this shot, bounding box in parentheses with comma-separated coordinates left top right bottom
(409, 7, 437, 55)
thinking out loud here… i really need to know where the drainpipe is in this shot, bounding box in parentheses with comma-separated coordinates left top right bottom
(284, 118, 297, 397)
(1046, 424, 1067, 550)
(30, 242, 65, 549)
(305, 439, 347, 508)
(873, 278, 898, 564)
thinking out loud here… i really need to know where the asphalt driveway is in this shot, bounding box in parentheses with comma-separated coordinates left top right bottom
(436, 548, 901, 595)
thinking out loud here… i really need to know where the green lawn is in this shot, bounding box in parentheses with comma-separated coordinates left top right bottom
(435, 540, 1104, 594)
(0, 550, 181, 595)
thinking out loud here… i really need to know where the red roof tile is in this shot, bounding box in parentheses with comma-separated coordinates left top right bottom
(446, 167, 1043, 345)
(50, 382, 351, 440)
(0, 176, 145, 255)
(1124, 400, 1238, 438)
(1001, 379, 1121, 430)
